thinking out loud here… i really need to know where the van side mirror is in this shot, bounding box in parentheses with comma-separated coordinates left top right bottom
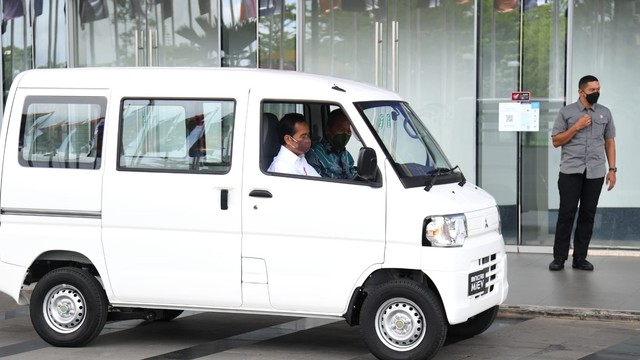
(356, 147, 378, 182)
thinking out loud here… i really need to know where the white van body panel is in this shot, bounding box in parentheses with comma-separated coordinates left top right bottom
(383, 161, 509, 324)
(99, 71, 248, 307)
(0, 261, 28, 304)
(241, 86, 387, 314)
(0, 82, 109, 304)
(0, 88, 106, 212)
(424, 237, 508, 324)
(0, 72, 27, 303)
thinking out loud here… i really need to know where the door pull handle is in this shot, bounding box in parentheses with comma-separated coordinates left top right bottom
(249, 190, 272, 198)
(220, 189, 229, 210)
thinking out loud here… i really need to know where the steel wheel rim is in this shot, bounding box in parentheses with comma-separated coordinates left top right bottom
(42, 284, 86, 334)
(375, 297, 425, 351)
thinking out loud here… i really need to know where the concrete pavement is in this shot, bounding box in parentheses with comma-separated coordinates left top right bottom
(500, 252, 640, 321)
(1, 251, 640, 359)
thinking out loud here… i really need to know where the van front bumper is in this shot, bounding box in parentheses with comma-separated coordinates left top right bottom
(421, 233, 509, 325)
(0, 261, 29, 305)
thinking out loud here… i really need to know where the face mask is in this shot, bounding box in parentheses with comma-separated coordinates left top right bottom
(289, 136, 311, 154)
(331, 133, 351, 150)
(585, 92, 600, 105)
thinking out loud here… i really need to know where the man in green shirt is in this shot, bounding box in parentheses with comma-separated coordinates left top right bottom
(307, 109, 356, 179)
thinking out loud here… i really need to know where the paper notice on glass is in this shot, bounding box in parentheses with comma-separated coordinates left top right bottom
(498, 102, 540, 132)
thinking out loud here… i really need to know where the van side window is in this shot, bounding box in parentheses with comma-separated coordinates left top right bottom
(118, 99, 235, 173)
(261, 102, 364, 180)
(18, 96, 107, 169)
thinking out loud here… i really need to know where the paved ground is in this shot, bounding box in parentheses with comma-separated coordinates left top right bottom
(1, 252, 640, 359)
(1, 307, 639, 360)
(501, 252, 640, 323)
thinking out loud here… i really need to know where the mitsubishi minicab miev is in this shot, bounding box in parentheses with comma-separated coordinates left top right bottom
(0, 68, 508, 360)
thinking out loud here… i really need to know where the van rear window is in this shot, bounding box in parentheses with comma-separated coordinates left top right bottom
(18, 96, 106, 169)
(118, 99, 235, 173)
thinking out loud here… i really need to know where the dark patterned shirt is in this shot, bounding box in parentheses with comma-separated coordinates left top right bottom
(306, 140, 356, 179)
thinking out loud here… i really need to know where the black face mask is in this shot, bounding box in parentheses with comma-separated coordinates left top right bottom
(585, 92, 600, 105)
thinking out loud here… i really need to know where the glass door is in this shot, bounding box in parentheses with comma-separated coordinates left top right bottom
(302, 1, 476, 181)
(71, 0, 221, 67)
(392, 1, 476, 177)
(477, 0, 568, 246)
(566, 0, 639, 249)
(302, 0, 382, 85)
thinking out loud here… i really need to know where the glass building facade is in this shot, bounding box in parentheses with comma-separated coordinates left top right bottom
(2, 0, 639, 251)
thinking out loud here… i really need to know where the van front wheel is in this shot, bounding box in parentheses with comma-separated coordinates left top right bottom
(29, 267, 108, 347)
(360, 280, 446, 360)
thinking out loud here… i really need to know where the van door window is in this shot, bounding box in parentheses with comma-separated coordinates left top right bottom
(18, 96, 107, 169)
(118, 99, 235, 173)
(261, 102, 364, 180)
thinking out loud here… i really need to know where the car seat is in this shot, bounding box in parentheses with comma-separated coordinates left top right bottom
(261, 112, 280, 171)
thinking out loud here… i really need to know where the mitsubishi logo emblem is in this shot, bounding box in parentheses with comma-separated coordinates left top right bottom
(484, 218, 489, 228)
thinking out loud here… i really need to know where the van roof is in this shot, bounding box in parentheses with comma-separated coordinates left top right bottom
(14, 67, 403, 102)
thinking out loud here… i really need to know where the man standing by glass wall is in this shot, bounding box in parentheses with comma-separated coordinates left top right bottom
(549, 75, 617, 271)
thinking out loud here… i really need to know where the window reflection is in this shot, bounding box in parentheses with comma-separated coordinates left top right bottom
(19, 96, 106, 170)
(119, 99, 235, 173)
(221, 0, 257, 67)
(259, 0, 296, 70)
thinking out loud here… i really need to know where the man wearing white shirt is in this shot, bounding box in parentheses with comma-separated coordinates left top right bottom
(268, 113, 320, 177)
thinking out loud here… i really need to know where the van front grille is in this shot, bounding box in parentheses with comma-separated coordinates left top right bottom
(469, 252, 501, 300)
(465, 207, 500, 237)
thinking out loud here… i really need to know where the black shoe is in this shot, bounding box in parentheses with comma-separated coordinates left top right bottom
(572, 259, 594, 271)
(549, 259, 564, 271)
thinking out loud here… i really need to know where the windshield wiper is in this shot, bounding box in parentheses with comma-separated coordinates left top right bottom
(424, 167, 451, 192)
(450, 165, 467, 187)
(423, 166, 466, 191)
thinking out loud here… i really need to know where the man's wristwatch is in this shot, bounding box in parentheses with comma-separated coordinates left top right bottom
(609, 167, 617, 173)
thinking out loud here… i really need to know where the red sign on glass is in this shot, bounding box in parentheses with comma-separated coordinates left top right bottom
(511, 91, 531, 101)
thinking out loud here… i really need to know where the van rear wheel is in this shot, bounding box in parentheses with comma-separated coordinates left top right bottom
(360, 280, 446, 360)
(29, 267, 108, 347)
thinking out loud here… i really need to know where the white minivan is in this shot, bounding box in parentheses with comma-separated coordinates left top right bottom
(0, 68, 508, 360)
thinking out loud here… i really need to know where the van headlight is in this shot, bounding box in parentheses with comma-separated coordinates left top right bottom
(423, 214, 467, 247)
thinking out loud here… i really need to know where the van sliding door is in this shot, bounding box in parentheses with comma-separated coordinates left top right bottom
(101, 97, 242, 307)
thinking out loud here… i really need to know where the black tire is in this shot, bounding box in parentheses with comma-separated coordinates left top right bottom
(157, 310, 184, 321)
(447, 305, 498, 338)
(360, 280, 447, 360)
(29, 267, 108, 347)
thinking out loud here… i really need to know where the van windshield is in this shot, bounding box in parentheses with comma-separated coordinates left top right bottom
(356, 101, 463, 188)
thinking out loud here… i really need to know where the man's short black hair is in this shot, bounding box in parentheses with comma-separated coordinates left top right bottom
(278, 113, 307, 145)
(579, 75, 599, 90)
(327, 108, 348, 130)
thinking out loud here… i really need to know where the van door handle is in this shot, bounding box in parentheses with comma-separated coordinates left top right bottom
(249, 190, 272, 198)
(220, 189, 229, 210)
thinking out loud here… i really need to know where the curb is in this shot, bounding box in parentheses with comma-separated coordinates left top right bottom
(499, 304, 640, 322)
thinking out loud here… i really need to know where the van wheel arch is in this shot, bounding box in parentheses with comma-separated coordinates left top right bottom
(26, 251, 100, 284)
(345, 269, 444, 326)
